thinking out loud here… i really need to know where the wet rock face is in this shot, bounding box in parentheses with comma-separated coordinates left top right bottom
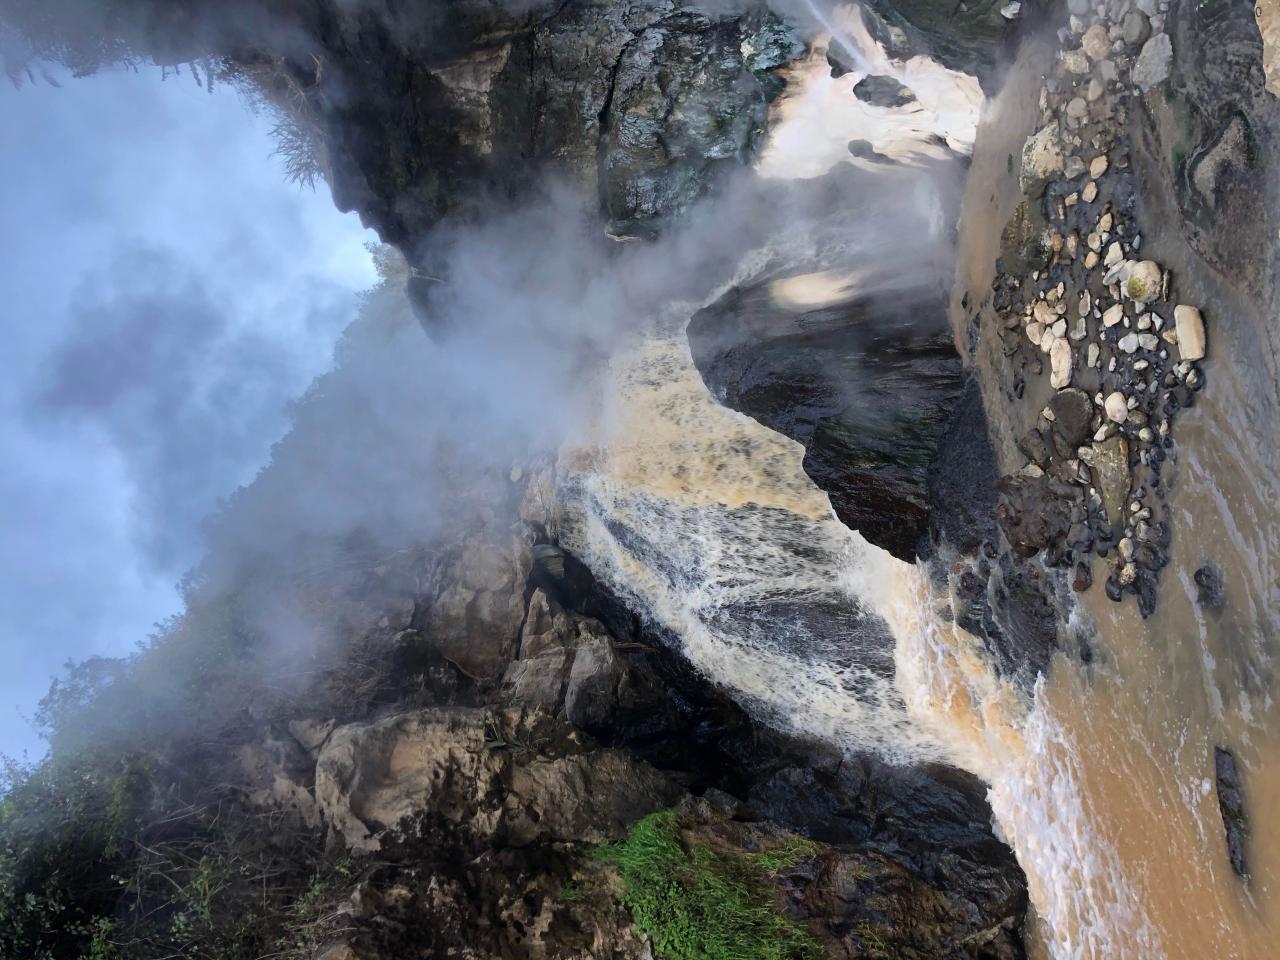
(1147, 0, 1280, 304)
(689, 280, 965, 562)
(679, 792, 1027, 960)
(1214, 746, 1249, 879)
(269, 527, 1029, 958)
(313, 0, 792, 242)
(857, 0, 1016, 83)
(7, 0, 798, 247)
(313, 706, 682, 854)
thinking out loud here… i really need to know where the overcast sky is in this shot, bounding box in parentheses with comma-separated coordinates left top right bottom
(0, 65, 376, 759)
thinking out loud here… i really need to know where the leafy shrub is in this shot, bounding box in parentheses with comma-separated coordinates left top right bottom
(596, 810, 821, 960)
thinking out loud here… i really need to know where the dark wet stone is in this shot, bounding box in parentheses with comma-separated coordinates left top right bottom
(1050, 428, 1077, 461)
(827, 47, 856, 77)
(1104, 576, 1124, 602)
(1214, 747, 1249, 879)
(1072, 560, 1093, 592)
(853, 73, 917, 107)
(1194, 564, 1226, 614)
(1135, 543, 1164, 571)
(996, 474, 1072, 560)
(1018, 428, 1052, 465)
(1049, 387, 1094, 446)
(1066, 522, 1093, 549)
(1135, 573, 1157, 618)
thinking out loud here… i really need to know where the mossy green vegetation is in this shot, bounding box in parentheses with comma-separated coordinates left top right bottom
(595, 810, 821, 960)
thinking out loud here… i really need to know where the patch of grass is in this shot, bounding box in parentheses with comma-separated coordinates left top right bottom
(595, 811, 821, 960)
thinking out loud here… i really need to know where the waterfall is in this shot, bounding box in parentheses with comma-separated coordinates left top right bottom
(557, 303, 946, 760)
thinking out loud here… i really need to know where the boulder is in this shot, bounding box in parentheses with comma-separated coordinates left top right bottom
(503, 750, 680, 845)
(1122, 10, 1152, 46)
(1133, 33, 1173, 91)
(519, 587, 574, 658)
(1124, 260, 1162, 302)
(1194, 564, 1226, 613)
(1091, 435, 1131, 527)
(1049, 338, 1073, 388)
(1214, 747, 1249, 878)
(1174, 305, 1207, 360)
(315, 708, 504, 853)
(1104, 391, 1129, 423)
(501, 648, 574, 712)
(233, 734, 320, 829)
(425, 537, 530, 680)
(852, 74, 917, 107)
(564, 632, 625, 731)
(1082, 24, 1110, 60)
(1049, 388, 1093, 445)
(1020, 122, 1064, 196)
(316, 704, 681, 853)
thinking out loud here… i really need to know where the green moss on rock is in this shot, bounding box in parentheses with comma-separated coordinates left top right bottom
(596, 810, 820, 960)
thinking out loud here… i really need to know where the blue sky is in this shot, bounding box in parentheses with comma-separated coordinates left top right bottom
(0, 65, 376, 758)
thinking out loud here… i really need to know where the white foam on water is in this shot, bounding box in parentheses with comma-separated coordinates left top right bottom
(758, 2, 984, 179)
(880, 560, 1167, 960)
(557, 299, 947, 760)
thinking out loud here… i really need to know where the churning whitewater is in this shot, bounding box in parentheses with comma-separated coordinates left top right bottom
(553, 272, 1155, 960)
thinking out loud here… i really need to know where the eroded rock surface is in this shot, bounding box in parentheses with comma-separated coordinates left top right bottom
(2, 0, 799, 250)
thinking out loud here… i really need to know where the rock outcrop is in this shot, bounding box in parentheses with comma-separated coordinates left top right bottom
(2, 0, 799, 250)
(313, 706, 680, 854)
(237, 513, 1029, 958)
(688, 208, 966, 563)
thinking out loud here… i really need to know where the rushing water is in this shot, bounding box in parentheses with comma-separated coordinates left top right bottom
(557, 298, 946, 760)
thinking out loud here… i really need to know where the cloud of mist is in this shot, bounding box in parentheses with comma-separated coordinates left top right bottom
(0, 0, 973, 762)
(34, 244, 353, 574)
(0, 64, 375, 759)
(195, 157, 964, 590)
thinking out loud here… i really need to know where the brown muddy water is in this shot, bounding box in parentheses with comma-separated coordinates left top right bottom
(942, 29, 1280, 960)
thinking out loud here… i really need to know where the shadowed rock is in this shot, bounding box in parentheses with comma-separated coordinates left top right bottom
(1215, 746, 1249, 879)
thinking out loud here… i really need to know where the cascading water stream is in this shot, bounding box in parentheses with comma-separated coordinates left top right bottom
(798, 0, 873, 74)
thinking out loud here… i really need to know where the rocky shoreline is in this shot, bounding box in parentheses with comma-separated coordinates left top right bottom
(981, 0, 1210, 618)
(948, 0, 1277, 906)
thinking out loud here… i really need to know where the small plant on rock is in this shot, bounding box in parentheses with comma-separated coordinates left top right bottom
(595, 810, 821, 960)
